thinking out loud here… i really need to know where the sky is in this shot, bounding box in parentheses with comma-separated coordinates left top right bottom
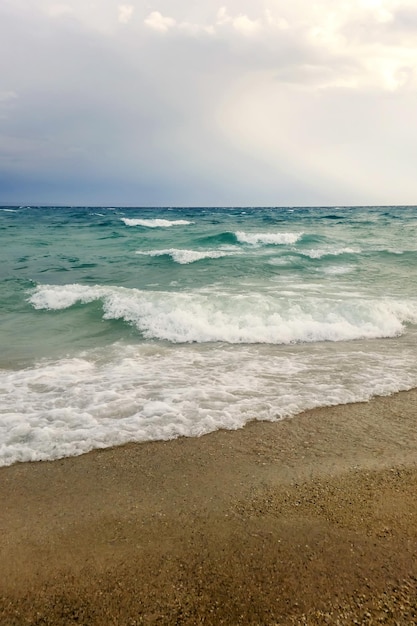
(1, 0, 417, 206)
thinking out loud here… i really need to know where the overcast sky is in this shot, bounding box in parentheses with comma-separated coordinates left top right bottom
(1, 0, 417, 206)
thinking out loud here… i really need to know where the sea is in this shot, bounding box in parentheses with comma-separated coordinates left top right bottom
(1, 205, 417, 467)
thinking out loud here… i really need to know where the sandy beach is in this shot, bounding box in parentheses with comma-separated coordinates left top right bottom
(1, 389, 417, 625)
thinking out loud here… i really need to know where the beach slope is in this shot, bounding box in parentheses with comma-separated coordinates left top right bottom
(1, 390, 417, 624)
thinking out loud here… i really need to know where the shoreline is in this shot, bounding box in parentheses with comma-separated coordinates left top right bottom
(1, 389, 417, 624)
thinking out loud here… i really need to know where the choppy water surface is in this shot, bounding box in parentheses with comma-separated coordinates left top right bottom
(1, 206, 417, 465)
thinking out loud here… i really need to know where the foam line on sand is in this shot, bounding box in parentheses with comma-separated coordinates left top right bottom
(1, 389, 417, 624)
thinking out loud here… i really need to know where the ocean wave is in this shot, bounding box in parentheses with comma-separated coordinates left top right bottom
(319, 265, 355, 275)
(135, 248, 239, 264)
(2, 340, 417, 466)
(197, 231, 237, 246)
(28, 284, 417, 344)
(321, 214, 344, 220)
(235, 231, 302, 245)
(121, 218, 193, 228)
(301, 247, 360, 259)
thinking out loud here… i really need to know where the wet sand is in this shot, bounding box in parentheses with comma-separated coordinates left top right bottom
(1, 389, 417, 624)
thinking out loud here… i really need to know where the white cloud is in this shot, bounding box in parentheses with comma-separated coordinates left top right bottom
(144, 11, 176, 33)
(138, 2, 417, 92)
(216, 6, 228, 25)
(359, 0, 393, 22)
(264, 9, 289, 30)
(231, 14, 261, 36)
(118, 4, 134, 25)
(216, 7, 263, 36)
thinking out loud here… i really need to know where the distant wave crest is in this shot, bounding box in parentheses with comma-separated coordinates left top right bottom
(121, 218, 193, 228)
(135, 248, 239, 264)
(235, 231, 302, 245)
(301, 246, 360, 259)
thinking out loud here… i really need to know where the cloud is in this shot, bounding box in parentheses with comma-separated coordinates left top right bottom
(144, 11, 176, 33)
(1, 1, 417, 205)
(139, 2, 417, 92)
(118, 4, 134, 25)
(216, 7, 261, 35)
(0, 90, 18, 103)
(0, 90, 18, 123)
(229, 14, 261, 36)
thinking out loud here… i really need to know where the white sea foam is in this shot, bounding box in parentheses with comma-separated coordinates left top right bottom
(235, 231, 302, 245)
(135, 248, 239, 264)
(1, 339, 417, 466)
(0, 208, 16, 212)
(302, 247, 360, 259)
(121, 218, 193, 228)
(28, 284, 417, 344)
(268, 256, 296, 266)
(319, 265, 355, 275)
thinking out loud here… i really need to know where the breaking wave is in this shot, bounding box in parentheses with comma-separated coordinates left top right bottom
(28, 283, 417, 344)
(121, 218, 193, 228)
(235, 231, 303, 245)
(135, 248, 239, 264)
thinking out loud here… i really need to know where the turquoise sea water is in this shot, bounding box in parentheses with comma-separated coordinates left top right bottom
(1, 205, 417, 465)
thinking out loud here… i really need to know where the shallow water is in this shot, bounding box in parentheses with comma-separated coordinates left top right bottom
(1, 205, 417, 465)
